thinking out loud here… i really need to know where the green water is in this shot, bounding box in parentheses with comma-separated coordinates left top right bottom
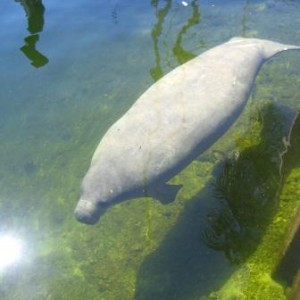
(1, 0, 300, 299)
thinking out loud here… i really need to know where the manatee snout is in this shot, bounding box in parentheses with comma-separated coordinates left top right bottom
(74, 199, 102, 225)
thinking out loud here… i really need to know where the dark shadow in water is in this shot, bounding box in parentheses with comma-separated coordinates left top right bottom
(201, 104, 290, 264)
(135, 103, 297, 299)
(150, 0, 201, 81)
(136, 186, 235, 300)
(16, 0, 49, 68)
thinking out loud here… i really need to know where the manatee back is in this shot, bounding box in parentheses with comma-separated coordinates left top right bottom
(94, 38, 300, 189)
(94, 38, 267, 188)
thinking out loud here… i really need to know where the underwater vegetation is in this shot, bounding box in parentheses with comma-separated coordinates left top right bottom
(1, 52, 300, 300)
(133, 100, 300, 300)
(201, 105, 300, 299)
(202, 103, 287, 264)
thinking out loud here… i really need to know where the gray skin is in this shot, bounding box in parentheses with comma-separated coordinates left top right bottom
(75, 37, 300, 225)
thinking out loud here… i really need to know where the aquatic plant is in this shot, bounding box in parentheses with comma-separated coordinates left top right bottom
(209, 109, 300, 299)
(201, 103, 287, 263)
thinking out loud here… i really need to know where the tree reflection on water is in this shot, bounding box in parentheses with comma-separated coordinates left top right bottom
(16, 0, 49, 68)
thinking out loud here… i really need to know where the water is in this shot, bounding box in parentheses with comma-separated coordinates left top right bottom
(1, 0, 300, 299)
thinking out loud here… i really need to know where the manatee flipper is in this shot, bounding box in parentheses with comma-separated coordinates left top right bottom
(150, 183, 182, 204)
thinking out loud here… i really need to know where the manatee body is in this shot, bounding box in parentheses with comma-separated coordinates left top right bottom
(75, 37, 300, 225)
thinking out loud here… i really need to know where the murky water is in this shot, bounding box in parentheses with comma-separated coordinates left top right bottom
(1, 0, 300, 299)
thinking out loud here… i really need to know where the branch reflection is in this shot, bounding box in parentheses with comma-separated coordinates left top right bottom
(16, 0, 49, 68)
(150, 0, 200, 81)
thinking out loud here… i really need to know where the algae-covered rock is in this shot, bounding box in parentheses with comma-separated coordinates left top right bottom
(206, 108, 300, 299)
(201, 103, 288, 263)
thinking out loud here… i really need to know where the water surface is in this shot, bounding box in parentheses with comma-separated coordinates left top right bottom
(1, 0, 300, 299)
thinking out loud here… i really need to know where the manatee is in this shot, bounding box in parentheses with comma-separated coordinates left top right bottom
(75, 37, 300, 225)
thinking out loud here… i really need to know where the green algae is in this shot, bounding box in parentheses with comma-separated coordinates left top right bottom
(207, 109, 300, 300)
(215, 166, 300, 300)
(202, 104, 287, 261)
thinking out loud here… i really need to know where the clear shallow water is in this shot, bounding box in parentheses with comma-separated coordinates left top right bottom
(1, 0, 300, 299)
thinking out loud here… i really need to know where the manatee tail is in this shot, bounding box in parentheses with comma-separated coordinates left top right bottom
(259, 38, 300, 60)
(229, 37, 300, 59)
